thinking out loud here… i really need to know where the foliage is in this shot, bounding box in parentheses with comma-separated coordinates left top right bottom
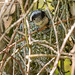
(0, 0, 75, 75)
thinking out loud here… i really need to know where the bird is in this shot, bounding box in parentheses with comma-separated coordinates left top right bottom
(30, 10, 49, 28)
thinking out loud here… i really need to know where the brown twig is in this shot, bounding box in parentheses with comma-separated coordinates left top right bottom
(0, 0, 38, 42)
(37, 58, 55, 75)
(0, 37, 25, 55)
(24, 0, 29, 11)
(2, 51, 25, 75)
(30, 17, 75, 35)
(0, 17, 75, 55)
(26, 18, 32, 75)
(26, 54, 72, 59)
(71, 44, 75, 75)
(50, 23, 75, 75)
(0, 22, 21, 73)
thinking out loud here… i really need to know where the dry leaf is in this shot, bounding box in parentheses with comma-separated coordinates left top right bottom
(3, 16, 12, 30)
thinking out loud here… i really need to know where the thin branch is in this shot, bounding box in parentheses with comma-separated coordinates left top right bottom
(50, 23, 75, 75)
(0, 22, 21, 72)
(26, 18, 32, 75)
(37, 58, 55, 75)
(2, 52, 25, 75)
(0, 0, 38, 42)
(71, 44, 75, 75)
(36, 59, 51, 73)
(26, 54, 72, 59)
(24, 0, 29, 11)
(44, 0, 60, 51)
(31, 38, 57, 54)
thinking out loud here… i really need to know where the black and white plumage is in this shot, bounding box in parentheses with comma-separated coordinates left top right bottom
(30, 10, 49, 28)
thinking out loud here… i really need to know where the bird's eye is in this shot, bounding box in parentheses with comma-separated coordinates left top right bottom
(33, 18, 35, 20)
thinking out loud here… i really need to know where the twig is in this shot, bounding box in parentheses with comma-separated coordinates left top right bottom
(71, 44, 75, 75)
(37, 58, 55, 75)
(0, 0, 15, 72)
(0, 1, 7, 19)
(31, 38, 57, 54)
(1, 51, 25, 75)
(0, 37, 25, 55)
(24, 0, 29, 11)
(0, 0, 38, 42)
(36, 59, 51, 73)
(18, 17, 75, 36)
(0, 22, 21, 72)
(26, 54, 72, 59)
(58, 18, 67, 34)
(50, 23, 75, 75)
(26, 18, 32, 75)
(44, 0, 60, 51)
